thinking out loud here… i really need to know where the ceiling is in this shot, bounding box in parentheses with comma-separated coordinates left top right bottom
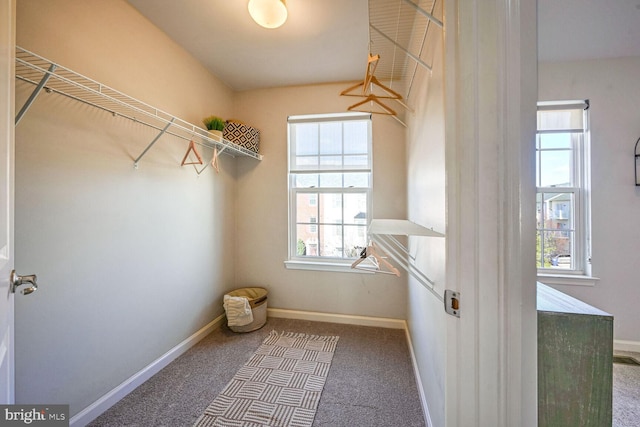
(127, 0, 640, 92)
(127, 0, 369, 91)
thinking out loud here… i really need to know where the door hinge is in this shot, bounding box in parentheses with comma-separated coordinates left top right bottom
(444, 289, 460, 317)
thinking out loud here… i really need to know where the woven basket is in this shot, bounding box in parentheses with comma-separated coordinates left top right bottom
(225, 287, 268, 333)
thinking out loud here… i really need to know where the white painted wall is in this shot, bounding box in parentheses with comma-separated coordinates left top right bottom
(232, 84, 409, 319)
(405, 12, 446, 427)
(539, 56, 640, 345)
(15, 0, 238, 416)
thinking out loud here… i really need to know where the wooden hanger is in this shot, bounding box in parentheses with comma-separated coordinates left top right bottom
(351, 242, 400, 276)
(351, 246, 369, 269)
(341, 75, 403, 100)
(194, 147, 219, 175)
(341, 54, 403, 102)
(211, 147, 219, 173)
(348, 94, 397, 116)
(181, 140, 203, 166)
(363, 54, 380, 92)
(370, 243, 400, 276)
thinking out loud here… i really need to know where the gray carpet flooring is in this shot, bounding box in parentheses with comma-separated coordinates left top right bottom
(87, 318, 640, 427)
(613, 351, 640, 427)
(88, 318, 426, 427)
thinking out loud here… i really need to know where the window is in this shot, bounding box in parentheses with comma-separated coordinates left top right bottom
(286, 113, 372, 268)
(536, 100, 591, 277)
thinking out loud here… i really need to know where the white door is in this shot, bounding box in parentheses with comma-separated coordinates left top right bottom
(0, 0, 15, 404)
(443, 0, 538, 426)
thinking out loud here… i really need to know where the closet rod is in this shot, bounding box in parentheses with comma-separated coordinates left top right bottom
(370, 233, 442, 302)
(369, 24, 433, 72)
(366, 219, 445, 301)
(372, 233, 436, 287)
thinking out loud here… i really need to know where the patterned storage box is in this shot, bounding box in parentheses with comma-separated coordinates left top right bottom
(223, 122, 260, 154)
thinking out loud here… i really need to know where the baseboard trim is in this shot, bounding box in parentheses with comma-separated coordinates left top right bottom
(69, 314, 226, 427)
(404, 324, 433, 427)
(267, 308, 405, 329)
(614, 339, 640, 353)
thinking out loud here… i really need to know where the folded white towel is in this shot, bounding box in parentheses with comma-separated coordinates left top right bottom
(223, 295, 254, 327)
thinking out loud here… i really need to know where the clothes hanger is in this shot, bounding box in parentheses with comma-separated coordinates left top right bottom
(181, 140, 203, 166)
(351, 242, 401, 276)
(368, 242, 401, 276)
(340, 53, 405, 121)
(194, 147, 218, 175)
(341, 55, 404, 100)
(340, 75, 403, 100)
(341, 54, 390, 98)
(363, 53, 380, 92)
(351, 246, 370, 269)
(211, 147, 219, 173)
(348, 94, 397, 116)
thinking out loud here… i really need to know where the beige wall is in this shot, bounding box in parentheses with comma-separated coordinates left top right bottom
(16, 0, 234, 125)
(15, 0, 237, 416)
(404, 13, 447, 427)
(233, 84, 408, 319)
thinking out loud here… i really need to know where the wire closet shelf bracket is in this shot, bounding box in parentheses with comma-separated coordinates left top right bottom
(14, 46, 263, 167)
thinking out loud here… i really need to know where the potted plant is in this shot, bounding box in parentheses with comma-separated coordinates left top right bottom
(203, 115, 225, 142)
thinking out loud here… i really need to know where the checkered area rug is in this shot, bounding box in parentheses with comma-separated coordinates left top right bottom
(194, 331, 339, 427)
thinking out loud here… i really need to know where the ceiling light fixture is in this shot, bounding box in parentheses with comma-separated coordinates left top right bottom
(248, 0, 288, 29)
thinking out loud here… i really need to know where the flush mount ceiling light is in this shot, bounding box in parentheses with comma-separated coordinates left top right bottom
(248, 0, 288, 29)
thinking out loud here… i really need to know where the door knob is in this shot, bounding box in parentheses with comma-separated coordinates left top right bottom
(10, 270, 38, 295)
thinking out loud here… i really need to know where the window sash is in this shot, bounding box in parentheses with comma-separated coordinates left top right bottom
(536, 101, 589, 276)
(288, 113, 372, 263)
(535, 132, 583, 188)
(288, 114, 372, 173)
(536, 188, 582, 272)
(291, 171, 371, 189)
(289, 188, 371, 262)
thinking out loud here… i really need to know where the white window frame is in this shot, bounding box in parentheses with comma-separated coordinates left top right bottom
(284, 112, 372, 273)
(536, 100, 597, 286)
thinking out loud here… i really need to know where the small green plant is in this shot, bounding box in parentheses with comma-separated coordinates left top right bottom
(297, 239, 306, 256)
(203, 116, 225, 131)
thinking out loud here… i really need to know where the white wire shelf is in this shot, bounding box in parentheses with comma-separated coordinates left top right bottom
(368, 0, 442, 104)
(14, 46, 263, 164)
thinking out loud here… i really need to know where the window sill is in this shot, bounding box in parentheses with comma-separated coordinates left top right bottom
(537, 273, 600, 287)
(284, 260, 372, 274)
